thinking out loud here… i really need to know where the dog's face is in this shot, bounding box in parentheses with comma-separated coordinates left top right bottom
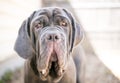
(14, 7, 83, 82)
(32, 8, 71, 81)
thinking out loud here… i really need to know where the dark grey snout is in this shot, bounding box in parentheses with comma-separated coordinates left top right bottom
(46, 33, 61, 42)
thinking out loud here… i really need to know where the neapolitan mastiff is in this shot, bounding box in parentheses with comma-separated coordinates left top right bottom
(14, 7, 85, 83)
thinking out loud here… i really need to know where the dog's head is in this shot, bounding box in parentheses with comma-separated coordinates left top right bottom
(14, 7, 83, 82)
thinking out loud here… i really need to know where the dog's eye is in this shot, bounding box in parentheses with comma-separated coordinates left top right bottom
(35, 22, 43, 29)
(60, 21, 67, 27)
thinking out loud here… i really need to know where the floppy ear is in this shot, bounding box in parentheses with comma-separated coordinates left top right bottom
(74, 22, 84, 46)
(14, 11, 36, 59)
(63, 9, 84, 52)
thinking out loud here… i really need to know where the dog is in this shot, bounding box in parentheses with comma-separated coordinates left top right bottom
(14, 7, 85, 83)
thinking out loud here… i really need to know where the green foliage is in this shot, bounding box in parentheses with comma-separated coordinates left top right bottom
(0, 70, 13, 83)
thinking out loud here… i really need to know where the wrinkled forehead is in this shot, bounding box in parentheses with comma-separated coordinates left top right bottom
(34, 7, 69, 19)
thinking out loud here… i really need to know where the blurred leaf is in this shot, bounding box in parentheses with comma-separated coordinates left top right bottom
(0, 70, 13, 83)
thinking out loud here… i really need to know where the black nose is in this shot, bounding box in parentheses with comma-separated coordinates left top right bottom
(46, 33, 60, 41)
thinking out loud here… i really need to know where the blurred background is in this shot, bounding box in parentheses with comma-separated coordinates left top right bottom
(0, 0, 120, 83)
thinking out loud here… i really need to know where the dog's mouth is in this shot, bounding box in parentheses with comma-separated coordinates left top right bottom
(39, 50, 65, 81)
(48, 51, 59, 77)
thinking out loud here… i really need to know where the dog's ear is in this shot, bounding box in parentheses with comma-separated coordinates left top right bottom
(63, 9, 84, 52)
(14, 11, 36, 59)
(74, 22, 84, 45)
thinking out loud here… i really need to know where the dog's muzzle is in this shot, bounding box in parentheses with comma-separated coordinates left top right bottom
(36, 27, 67, 81)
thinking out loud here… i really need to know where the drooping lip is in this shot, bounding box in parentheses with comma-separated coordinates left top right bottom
(48, 51, 60, 78)
(38, 42, 66, 80)
(47, 47, 66, 78)
(38, 47, 59, 75)
(38, 49, 59, 80)
(50, 50, 58, 62)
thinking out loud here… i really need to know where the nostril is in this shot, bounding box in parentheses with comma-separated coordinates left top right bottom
(46, 34, 60, 41)
(55, 35, 59, 40)
(48, 35, 52, 40)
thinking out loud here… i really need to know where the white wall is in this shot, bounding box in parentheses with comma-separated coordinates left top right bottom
(0, 0, 40, 77)
(0, 0, 40, 61)
(70, 1, 120, 79)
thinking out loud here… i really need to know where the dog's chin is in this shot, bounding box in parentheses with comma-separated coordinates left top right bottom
(48, 61, 64, 82)
(39, 61, 64, 82)
(48, 73, 63, 83)
(39, 51, 65, 82)
(39, 67, 63, 82)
